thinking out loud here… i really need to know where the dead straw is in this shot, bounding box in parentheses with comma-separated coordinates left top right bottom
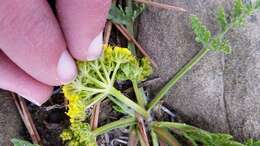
(12, 93, 42, 145)
(114, 23, 158, 68)
(134, 0, 186, 12)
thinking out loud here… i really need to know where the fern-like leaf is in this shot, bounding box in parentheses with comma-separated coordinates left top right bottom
(191, 16, 211, 45)
(217, 7, 228, 32)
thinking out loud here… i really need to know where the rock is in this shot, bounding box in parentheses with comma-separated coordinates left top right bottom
(138, 0, 260, 140)
(0, 90, 23, 145)
(224, 13, 260, 139)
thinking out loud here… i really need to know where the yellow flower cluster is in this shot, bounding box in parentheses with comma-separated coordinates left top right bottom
(61, 45, 152, 146)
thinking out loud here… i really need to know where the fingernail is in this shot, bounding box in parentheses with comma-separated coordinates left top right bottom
(85, 31, 103, 61)
(17, 92, 49, 106)
(57, 50, 77, 84)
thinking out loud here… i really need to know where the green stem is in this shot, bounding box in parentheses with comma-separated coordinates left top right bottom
(81, 86, 106, 93)
(84, 94, 106, 109)
(147, 48, 210, 111)
(151, 130, 159, 146)
(108, 95, 136, 117)
(92, 117, 136, 136)
(110, 62, 121, 84)
(152, 121, 197, 130)
(132, 80, 146, 107)
(101, 61, 111, 82)
(126, 0, 137, 55)
(109, 87, 149, 118)
(87, 75, 107, 88)
(91, 62, 107, 83)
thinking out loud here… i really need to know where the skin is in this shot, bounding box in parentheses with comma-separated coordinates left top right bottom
(0, 0, 111, 105)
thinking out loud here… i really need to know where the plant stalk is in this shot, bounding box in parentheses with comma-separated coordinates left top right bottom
(127, 0, 137, 55)
(132, 80, 146, 107)
(109, 87, 149, 118)
(147, 48, 209, 110)
(151, 130, 159, 146)
(93, 117, 136, 136)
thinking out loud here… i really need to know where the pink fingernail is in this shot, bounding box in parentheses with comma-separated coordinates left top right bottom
(57, 50, 77, 84)
(85, 31, 103, 61)
(17, 92, 51, 106)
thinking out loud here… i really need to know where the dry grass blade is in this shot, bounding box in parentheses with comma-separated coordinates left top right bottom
(90, 102, 101, 129)
(159, 140, 168, 146)
(134, 0, 186, 12)
(11, 93, 42, 145)
(104, 21, 113, 44)
(114, 23, 158, 68)
(136, 115, 150, 146)
(128, 129, 138, 146)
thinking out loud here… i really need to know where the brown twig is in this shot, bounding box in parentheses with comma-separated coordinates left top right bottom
(90, 102, 101, 129)
(128, 129, 138, 146)
(159, 140, 168, 146)
(114, 23, 158, 68)
(104, 21, 113, 44)
(136, 115, 150, 146)
(11, 93, 42, 145)
(134, 0, 186, 12)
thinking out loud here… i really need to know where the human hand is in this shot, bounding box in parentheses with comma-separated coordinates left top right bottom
(0, 0, 111, 105)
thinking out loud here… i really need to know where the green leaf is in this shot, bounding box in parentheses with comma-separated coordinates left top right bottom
(11, 138, 39, 146)
(210, 38, 232, 54)
(217, 7, 228, 31)
(108, 3, 130, 25)
(191, 16, 211, 45)
(132, 3, 146, 20)
(233, 0, 244, 18)
(108, 3, 145, 25)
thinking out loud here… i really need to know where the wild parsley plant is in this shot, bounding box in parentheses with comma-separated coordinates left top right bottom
(60, 0, 260, 145)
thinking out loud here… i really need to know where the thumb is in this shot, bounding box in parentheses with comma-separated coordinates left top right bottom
(56, 0, 111, 61)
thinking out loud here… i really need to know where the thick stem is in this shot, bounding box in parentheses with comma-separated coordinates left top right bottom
(132, 80, 146, 107)
(109, 87, 149, 118)
(147, 48, 209, 110)
(92, 117, 136, 136)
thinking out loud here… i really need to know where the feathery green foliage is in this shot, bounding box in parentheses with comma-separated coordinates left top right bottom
(60, 0, 260, 145)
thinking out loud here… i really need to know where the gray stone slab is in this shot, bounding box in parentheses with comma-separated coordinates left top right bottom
(138, 0, 260, 139)
(0, 90, 23, 145)
(224, 13, 260, 140)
